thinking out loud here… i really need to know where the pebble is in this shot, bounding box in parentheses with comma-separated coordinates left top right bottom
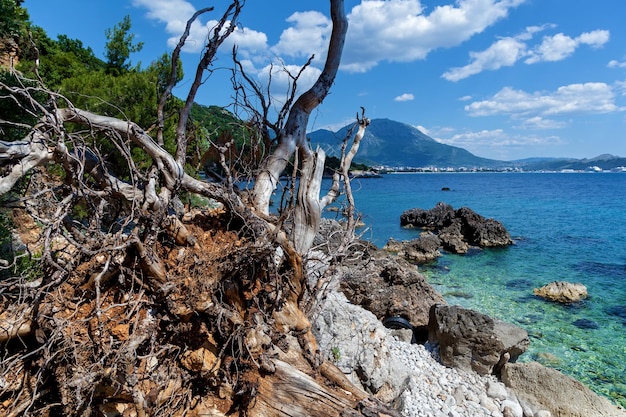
(388, 339, 534, 417)
(487, 380, 508, 401)
(501, 399, 524, 417)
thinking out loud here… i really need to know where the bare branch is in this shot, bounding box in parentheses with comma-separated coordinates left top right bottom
(252, 0, 348, 218)
(175, 0, 244, 165)
(0, 134, 55, 194)
(156, 6, 214, 146)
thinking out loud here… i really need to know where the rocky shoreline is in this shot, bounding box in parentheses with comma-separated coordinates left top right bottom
(312, 218, 626, 417)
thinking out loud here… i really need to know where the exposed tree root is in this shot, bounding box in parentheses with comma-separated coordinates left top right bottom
(0, 205, 397, 416)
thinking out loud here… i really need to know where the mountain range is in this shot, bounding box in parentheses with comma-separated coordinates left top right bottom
(308, 118, 626, 171)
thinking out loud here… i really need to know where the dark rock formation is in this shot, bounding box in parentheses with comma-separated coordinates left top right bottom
(392, 203, 513, 263)
(337, 247, 446, 326)
(428, 304, 529, 375)
(501, 362, 626, 417)
(455, 206, 514, 247)
(438, 219, 470, 253)
(533, 281, 588, 303)
(383, 234, 442, 263)
(400, 202, 456, 229)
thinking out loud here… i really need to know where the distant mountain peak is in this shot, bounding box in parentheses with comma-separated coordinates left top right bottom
(307, 118, 624, 170)
(587, 154, 618, 161)
(308, 118, 499, 168)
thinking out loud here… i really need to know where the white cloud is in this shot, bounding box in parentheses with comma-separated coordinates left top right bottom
(524, 33, 578, 64)
(257, 63, 323, 102)
(341, 0, 526, 72)
(434, 128, 506, 151)
(465, 83, 620, 117)
(608, 60, 626, 69)
(394, 93, 415, 102)
(133, 0, 533, 77)
(445, 128, 505, 143)
(271, 11, 332, 62)
(443, 37, 527, 81)
(578, 30, 611, 48)
(132, 0, 199, 48)
(443, 27, 610, 81)
(519, 116, 567, 129)
(525, 30, 608, 64)
(227, 25, 269, 53)
(516, 24, 555, 41)
(433, 127, 562, 159)
(458, 95, 473, 101)
(615, 80, 626, 96)
(133, 0, 268, 54)
(416, 125, 429, 134)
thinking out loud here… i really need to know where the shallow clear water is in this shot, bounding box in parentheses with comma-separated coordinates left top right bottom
(334, 172, 626, 407)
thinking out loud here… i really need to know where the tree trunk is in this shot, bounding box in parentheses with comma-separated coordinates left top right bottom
(252, 0, 348, 239)
(253, 360, 359, 416)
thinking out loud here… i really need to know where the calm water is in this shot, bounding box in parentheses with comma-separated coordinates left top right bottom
(335, 172, 626, 406)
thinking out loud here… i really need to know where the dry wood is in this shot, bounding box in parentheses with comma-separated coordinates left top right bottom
(254, 359, 356, 417)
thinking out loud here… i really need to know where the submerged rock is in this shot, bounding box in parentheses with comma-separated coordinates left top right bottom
(606, 305, 626, 323)
(533, 281, 588, 303)
(573, 318, 599, 329)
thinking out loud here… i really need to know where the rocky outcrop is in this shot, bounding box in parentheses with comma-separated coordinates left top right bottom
(383, 234, 442, 264)
(454, 206, 514, 247)
(438, 219, 471, 253)
(400, 201, 457, 229)
(337, 246, 446, 326)
(390, 202, 513, 263)
(428, 304, 530, 375)
(533, 281, 588, 303)
(313, 220, 623, 415)
(501, 362, 626, 417)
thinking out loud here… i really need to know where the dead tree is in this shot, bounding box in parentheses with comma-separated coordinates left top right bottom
(0, 1, 386, 416)
(248, 0, 363, 255)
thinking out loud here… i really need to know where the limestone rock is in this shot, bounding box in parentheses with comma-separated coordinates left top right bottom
(313, 291, 411, 403)
(438, 219, 470, 254)
(338, 246, 446, 326)
(501, 362, 626, 417)
(533, 281, 588, 303)
(428, 304, 529, 375)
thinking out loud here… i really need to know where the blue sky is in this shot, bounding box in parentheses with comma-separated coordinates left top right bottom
(25, 0, 626, 161)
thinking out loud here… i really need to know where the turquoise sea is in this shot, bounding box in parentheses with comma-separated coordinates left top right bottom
(340, 172, 626, 407)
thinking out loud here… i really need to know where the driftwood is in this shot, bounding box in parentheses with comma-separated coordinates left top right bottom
(255, 360, 356, 416)
(253, 360, 399, 417)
